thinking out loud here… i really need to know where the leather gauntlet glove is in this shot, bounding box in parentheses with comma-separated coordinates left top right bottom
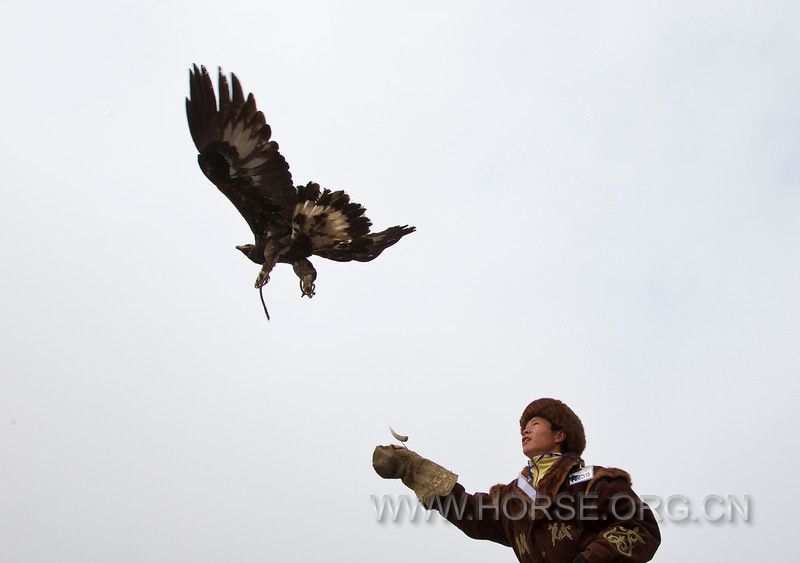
(372, 445, 458, 502)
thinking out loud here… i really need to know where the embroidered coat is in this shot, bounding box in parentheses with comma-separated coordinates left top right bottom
(429, 458, 660, 562)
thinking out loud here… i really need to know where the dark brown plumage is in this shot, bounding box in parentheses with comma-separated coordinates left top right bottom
(185, 65, 415, 316)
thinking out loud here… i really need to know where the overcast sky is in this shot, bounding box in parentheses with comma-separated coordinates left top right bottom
(2, 1, 798, 561)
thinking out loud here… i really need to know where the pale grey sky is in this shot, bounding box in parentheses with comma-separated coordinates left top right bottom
(2, 1, 799, 561)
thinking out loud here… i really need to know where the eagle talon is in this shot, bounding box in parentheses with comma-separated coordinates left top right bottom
(255, 270, 270, 289)
(300, 279, 316, 298)
(293, 258, 317, 299)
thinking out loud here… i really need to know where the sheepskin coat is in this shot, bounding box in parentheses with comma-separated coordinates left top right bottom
(429, 456, 660, 562)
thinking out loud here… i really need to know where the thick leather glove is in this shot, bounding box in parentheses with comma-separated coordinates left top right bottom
(372, 445, 458, 501)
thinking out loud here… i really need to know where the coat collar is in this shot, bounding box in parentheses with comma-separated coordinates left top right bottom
(526, 456, 583, 498)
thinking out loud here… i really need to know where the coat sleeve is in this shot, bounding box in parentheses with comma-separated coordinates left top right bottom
(579, 477, 661, 562)
(427, 483, 512, 547)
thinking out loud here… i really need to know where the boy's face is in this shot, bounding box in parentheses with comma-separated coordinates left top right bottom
(521, 416, 566, 458)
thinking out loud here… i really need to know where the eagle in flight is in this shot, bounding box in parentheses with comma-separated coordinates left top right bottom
(186, 65, 415, 317)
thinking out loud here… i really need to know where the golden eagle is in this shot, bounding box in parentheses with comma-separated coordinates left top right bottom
(186, 65, 415, 318)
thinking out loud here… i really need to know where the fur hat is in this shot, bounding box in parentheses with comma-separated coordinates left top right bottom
(519, 398, 586, 456)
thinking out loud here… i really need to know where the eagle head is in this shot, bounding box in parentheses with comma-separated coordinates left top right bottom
(235, 244, 263, 264)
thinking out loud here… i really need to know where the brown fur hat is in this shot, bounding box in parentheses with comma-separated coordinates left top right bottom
(519, 398, 586, 456)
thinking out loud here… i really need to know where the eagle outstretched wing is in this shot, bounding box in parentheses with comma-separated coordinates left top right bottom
(315, 227, 417, 262)
(292, 182, 416, 262)
(186, 65, 296, 236)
